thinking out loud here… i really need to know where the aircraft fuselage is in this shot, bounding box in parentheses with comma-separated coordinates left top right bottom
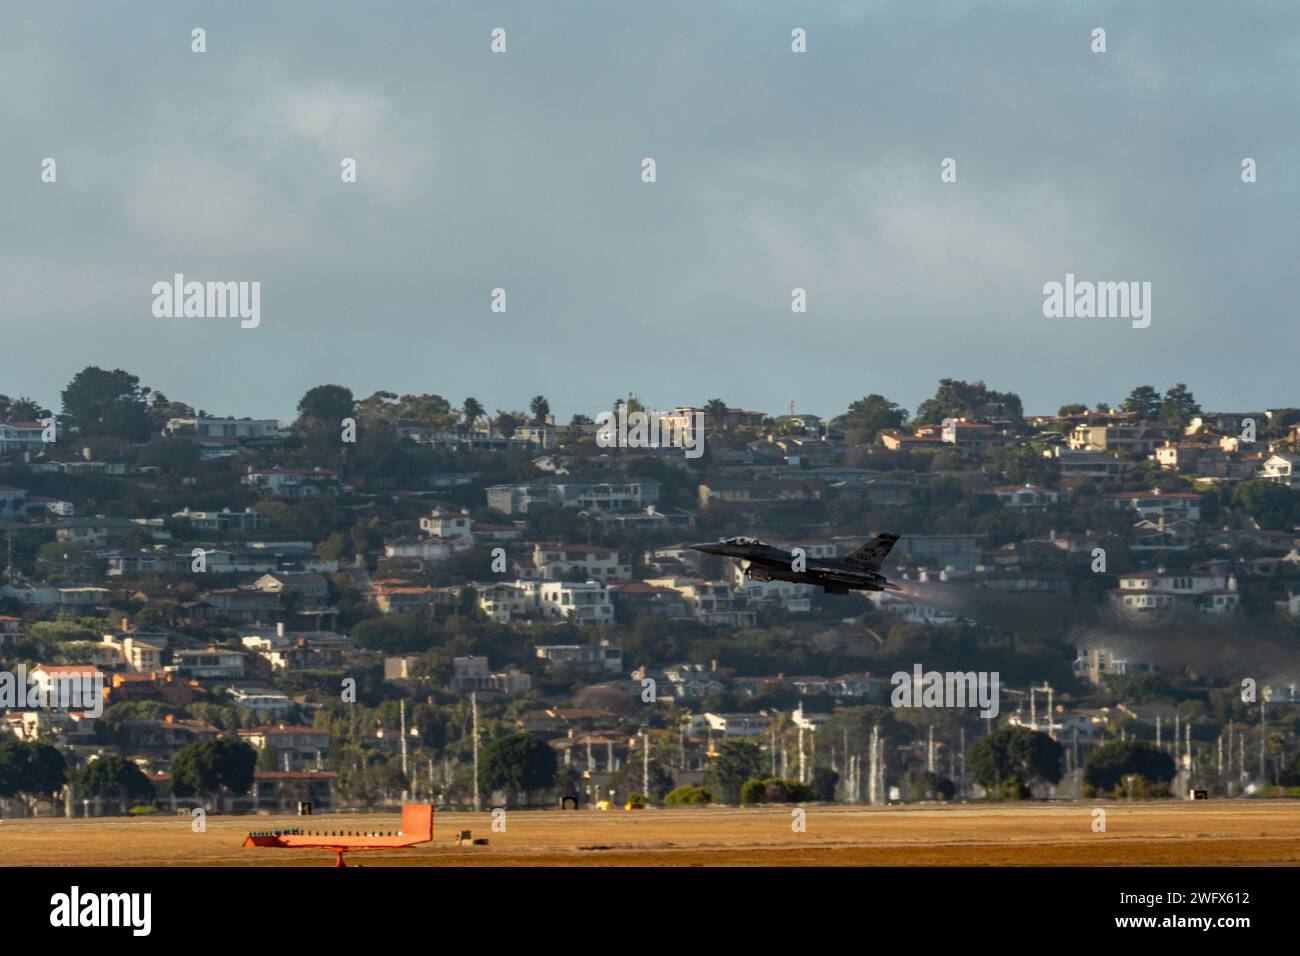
(690, 540, 890, 594)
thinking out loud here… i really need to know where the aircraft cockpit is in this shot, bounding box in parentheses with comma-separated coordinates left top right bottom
(721, 536, 763, 546)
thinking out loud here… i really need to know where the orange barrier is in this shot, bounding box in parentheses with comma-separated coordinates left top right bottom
(244, 804, 434, 867)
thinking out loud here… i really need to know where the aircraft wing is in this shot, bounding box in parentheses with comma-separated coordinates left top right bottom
(244, 803, 434, 851)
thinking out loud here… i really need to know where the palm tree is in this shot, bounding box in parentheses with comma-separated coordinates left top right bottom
(705, 398, 728, 432)
(462, 397, 485, 431)
(529, 396, 550, 423)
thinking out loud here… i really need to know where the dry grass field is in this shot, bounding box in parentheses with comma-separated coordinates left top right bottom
(2, 801, 1299, 866)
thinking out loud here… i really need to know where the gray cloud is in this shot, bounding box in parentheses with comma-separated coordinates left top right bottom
(2, 1, 1297, 421)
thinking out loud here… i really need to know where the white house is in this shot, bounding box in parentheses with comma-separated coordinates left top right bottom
(532, 543, 630, 581)
(0, 420, 50, 455)
(525, 580, 615, 625)
(173, 507, 269, 532)
(476, 583, 531, 623)
(1108, 569, 1238, 614)
(992, 483, 1060, 508)
(690, 712, 772, 738)
(419, 508, 473, 540)
(1101, 489, 1202, 523)
(1258, 454, 1300, 489)
(241, 467, 340, 497)
(534, 641, 623, 672)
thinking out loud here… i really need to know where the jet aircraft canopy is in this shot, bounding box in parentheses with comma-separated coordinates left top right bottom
(721, 536, 763, 546)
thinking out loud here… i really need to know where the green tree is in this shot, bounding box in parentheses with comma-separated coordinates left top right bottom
(835, 394, 906, 445)
(914, 379, 1022, 425)
(478, 733, 558, 804)
(493, 411, 520, 439)
(78, 755, 154, 808)
(35, 540, 105, 582)
(137, 436, 201, 473)
(908, 770, 956, 801)
(341, 755, 408, 808)
(256, 744, 281, 772)
(812, 766, 840, 802)
(563, 414, 593, 445)
(318, 532, 349, 563)
(1232, 480, 1297, 531)
(663, 785, 712, 804)
(170, 737, 257, 807)
(0, 395, 52, 421)
(740, 777, 766, 804)
(529, 396, 550, 422)
(1121, 385, 1161, 421)
(462, 397, 485, 429)
(145, 391, 197, 430)
(968, 726, 1062, 790)
(0, 740, 67, 812)
(60, 366, 152, 441)
(1158, 383, 1201, 430)
(706, 739, 765, 804)
(297, 385, 355, 428)
(1084, 740, 1176, 791)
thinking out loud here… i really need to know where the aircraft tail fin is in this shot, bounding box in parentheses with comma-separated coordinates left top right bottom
(400, 803, 434, 844)
(844, 533, 899, 571)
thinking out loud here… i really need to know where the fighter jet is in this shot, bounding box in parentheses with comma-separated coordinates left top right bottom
(690, 533, 901, 594)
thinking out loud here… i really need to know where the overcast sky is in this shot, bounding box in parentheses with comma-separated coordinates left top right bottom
(2, 1, 1297, 424)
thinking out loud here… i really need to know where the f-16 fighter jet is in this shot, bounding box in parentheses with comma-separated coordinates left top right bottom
(690, 533, 900, 595)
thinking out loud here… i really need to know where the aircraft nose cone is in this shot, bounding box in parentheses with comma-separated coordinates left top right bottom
(690, 542, 726, 554)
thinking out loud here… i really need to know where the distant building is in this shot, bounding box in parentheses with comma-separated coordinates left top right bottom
(419, 509, 473, 540)
(1107, 569, 1238, 614)
(448, 656, 531, 695)
(643, 577, 757, 628)
(0, 421, 50, 456)
(476, 582, 532, 622)
(689, 712, 771, 738)
(1101, 489, 1202, 523)
(241, 467, 340, 498)
(992, 484, 1061, 508)
(370, 583, 462, 617)
(531, 543, 630, 582)
(173, 507, 269, 532)
(238, 726, 331, 771)
(226, 686, 294, 717)
(889, 534, 982, 572)
(172, 648, 246, 680)
(0, 584, 111, 610)
(528, 581, 615, 624)
(1073, 647, 1149, 686)
(1047, 447, 1130, 479)
(535, 641, 623, 674)
(1068, 423, 1170, 455)
(1258, 454, 1300, 489)
(486, 479, 660, 514)
(607, 581, 689, 620)
(0, 485, 28, 518)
